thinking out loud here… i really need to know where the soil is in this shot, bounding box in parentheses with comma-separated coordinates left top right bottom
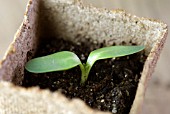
(22, 38, 146, 114)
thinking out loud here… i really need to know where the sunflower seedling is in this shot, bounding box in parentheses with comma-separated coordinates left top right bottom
(25, 45, 144, 84)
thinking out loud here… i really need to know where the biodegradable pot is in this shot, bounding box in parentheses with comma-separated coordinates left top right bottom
(0, 0, 168, 114)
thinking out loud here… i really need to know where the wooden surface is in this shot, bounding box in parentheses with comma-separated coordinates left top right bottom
(0, 0, 169, 114)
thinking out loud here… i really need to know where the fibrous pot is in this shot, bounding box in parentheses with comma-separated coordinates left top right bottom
(0, 0, 168, 114)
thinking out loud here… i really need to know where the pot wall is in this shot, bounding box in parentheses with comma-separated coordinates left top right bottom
(0, 0, 40, 84)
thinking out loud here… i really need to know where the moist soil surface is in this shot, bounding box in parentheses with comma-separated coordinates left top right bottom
(22, 38, 146, 114)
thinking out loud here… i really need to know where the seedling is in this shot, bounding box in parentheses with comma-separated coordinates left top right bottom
(25, 46, 144, 84)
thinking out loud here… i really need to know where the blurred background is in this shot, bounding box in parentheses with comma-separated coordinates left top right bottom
(0, 0, 169, 114)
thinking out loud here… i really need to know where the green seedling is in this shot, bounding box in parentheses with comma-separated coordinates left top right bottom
(25, 45, 144, 84)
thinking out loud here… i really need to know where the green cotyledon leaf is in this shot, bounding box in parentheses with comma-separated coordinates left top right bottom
(25, 51, 82, 73)
(85, 46, 145, 77)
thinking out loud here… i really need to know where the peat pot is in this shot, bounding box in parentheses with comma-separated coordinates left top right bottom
(0, 0, 168, 114)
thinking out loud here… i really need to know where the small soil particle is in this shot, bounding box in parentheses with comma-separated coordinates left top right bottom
(22, 38, 147, 114)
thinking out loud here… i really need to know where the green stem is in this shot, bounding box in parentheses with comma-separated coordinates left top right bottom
(79, 63, 92, 84)
(79, 64, 86, 84)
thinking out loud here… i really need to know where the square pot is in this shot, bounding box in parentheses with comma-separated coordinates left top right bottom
(0, 0, 168, 114)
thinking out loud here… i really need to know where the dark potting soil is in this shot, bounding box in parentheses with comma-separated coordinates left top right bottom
(22, 38, 146, 114)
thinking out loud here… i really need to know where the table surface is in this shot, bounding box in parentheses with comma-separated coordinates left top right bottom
(0, 0, 169, 114)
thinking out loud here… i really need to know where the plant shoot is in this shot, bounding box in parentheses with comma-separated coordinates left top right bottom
(25, 46, 144, 84)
